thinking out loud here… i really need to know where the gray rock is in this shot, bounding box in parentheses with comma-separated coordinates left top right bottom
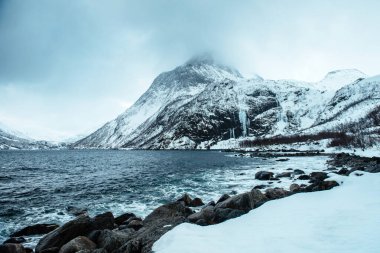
(11, 224, 59, 237)
(276, 172, 292, 178)
(3, 237, 26, 244)
(255, 171, 274, 180)
(215, 189, 267, 212)
(115, 213, 136, 226)
(216, 194, 230, 204)
(176, 193, 192, 206)
(309, 172, 328, 183)
(213, 208, 245, 223)
(127, 220, 143, 231)
(189, 197, 204, 207)
(289, 184, 301, 192)
(94, 229, 132, 253)
(293, 169, 305, 175)
(58, 236, 96, 253)
(143, 202, 192, 225)
(297, 175, 310, 180)
(305, 180, 339, 192)
(265, 188, 291, 200)
(188, 205, 215, 224)
(35, 213, 114, 253)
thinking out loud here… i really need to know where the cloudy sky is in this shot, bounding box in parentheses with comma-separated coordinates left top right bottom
(0, 0, 379, 141)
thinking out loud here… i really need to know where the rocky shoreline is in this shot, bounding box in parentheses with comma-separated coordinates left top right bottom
(2, 153, 379, 253)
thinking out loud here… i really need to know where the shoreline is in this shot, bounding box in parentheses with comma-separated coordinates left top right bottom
(1, 153, 379, 253)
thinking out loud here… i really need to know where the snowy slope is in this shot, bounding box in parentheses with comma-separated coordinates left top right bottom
(75, 56, 377, 149)
(0, 127, 54, 150)
(153, 173, 380, 253)
(75, 55, 242, 148)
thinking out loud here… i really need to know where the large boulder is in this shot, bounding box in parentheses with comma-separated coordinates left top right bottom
(3, 237, 26, 244)
(213, 208, 245, 223)
(58, 236, 96, 253)
(255, 171, 274, 180)
(216, 194, 230, 204)
(115, 201, 192, 253)
(11, 224, 59, 237)
(293, 169, 305, 175)
(188, 206, 216, 224)
(114, 213, 136, 226)
(189, 198, 204, 207)
(289, 184, 301, 193)
(276, 172, 292, 178)
(127, 220, 143, 231)
(305, 180, 339, 192)
(92, 229, 133, 253)
(143, 202, 192, 224)
(264, 188, 291, 200)
(176, 193, 192, 206)
(215, 189, 268, 212)
(35, 213, 114, 253)
(309, 172, 328, 183)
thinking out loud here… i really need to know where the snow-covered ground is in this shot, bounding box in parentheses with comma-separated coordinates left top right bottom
(153, 172, 380, 253)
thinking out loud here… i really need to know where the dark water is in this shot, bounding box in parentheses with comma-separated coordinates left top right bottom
(0, 150, 328, 246)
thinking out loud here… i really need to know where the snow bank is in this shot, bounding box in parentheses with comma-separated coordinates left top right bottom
(153, 173, 380, 253)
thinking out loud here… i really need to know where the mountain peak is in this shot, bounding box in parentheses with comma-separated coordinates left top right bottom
(324, 69, 367, 78)
(185, 53, 215, 66)
(316, 69, 368, 91)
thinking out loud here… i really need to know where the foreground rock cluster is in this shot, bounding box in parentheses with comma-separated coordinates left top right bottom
(3, 153, 378, 253)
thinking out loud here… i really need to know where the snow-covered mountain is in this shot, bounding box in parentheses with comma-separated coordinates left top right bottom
(75, 56, 379, 149)
(0, 127, 54, 150)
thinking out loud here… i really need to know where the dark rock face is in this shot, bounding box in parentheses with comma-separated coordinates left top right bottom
(276, 158, 290, 162)
(293, 169, 305, 175)
(127, 220, 143, 231)
(115, 213, 136, 226)
(297, 175, 310, 180)
(58, 236, 96, 253)
(176, 193, 192, 206)
(305, 181, 339, 192)
(118, 201, 193, 253)
(35, 213, 114, 253)
(188, 189, 268, 226)
(144, 202, 193, 224)
(216, 194, 231, 204)
(289, 184, 301, 192)
(253, 185, 267, 190)
(309, 172, 328, 183)
(0, 244, 27, 253)
(215, 189, 268, 212)
(336, 168, 349, 175)
(93, 230, 132, 253)
(3, 237, 26, 244)
(255, 171, 274, 180)
(189, 198, 204, 207)
(265, 188, 291, 200)
(213, 208, 246, 223)
(11, 224, 59, 237)
(276, 172, 292, 178)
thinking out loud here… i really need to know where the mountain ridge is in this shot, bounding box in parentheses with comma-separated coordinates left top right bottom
(74, 57, 378, 149)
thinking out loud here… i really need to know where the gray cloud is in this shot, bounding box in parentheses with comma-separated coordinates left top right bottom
(0, 0, 379, 140)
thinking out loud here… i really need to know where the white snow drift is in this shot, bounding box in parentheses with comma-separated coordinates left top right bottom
(153, 173, 380, 253)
